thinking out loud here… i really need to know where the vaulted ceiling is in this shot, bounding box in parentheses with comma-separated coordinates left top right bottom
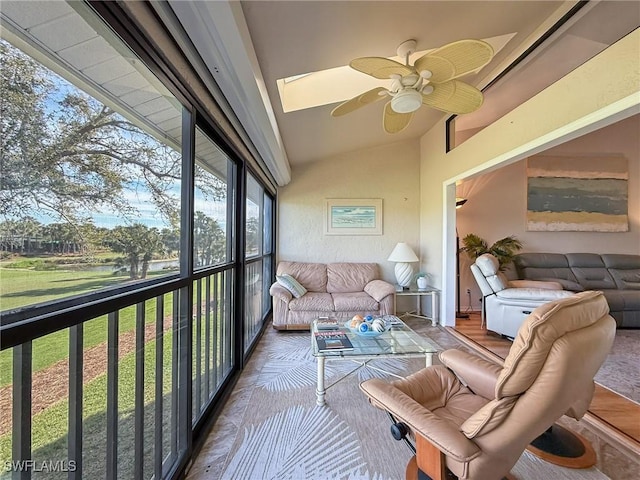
(239, 0, 568, 165)
(167, 1, 639, 185)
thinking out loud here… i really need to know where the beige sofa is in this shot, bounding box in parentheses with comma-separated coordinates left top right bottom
(270, 261, 395, 330)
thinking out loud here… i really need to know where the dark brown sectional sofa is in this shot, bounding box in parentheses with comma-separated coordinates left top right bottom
(514, 253, 640, 328)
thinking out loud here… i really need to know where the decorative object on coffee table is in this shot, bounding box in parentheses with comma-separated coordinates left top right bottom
(388, 242, 419, 289)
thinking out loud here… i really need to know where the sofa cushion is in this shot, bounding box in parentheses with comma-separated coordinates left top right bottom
(565, 253, 615, 289)
(565, 253, 608, 268)
(332, 292, 379, 312)
(570, 267, 616, 290)
(601, 254, 640, 290)
(277, 261, 328, 292)
(601, 254, 640, 269)
(326, 263, 378, 293)
(514, 253, 578, 284)
(608, 269, 640, 290)
(289, 293, 334, 312)
(276, 274, 307, 298)
(515, 253, 570, 269)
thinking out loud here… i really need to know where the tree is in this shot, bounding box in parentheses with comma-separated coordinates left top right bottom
(193, 212, 225, 266)
(0, 220, 20, 253)
(43, 222, 81, 254)
(109, 224, 164, 279)
(1, 40, 182, 225)
(160, 227, 181, 258)
(245, 216, 260, 257)
(1, 39, 228, 265)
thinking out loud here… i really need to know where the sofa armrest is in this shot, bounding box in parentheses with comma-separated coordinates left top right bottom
(360, 378, 480, 462)
(439, 349, 502, 399)
(269, 283, 292, 303)
(508, 279, 563, 290)
(364, 279, 395, 302)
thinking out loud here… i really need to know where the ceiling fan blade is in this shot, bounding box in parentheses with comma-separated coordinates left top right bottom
(414, 39, 494, 83)
(383, 101, 413, 134)
(331, 87, 388, 117)
(350, 57, 414, 79)
(422, 80, 484, 114)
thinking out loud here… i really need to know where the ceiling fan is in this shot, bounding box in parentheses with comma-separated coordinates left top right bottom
(331, 39, 494, 134)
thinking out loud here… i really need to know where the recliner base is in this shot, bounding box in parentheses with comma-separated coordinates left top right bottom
(406, 456, 514, 480)
(527, 424, 597, 468)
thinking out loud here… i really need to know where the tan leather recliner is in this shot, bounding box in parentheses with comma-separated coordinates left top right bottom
(360, 291, 616, 480)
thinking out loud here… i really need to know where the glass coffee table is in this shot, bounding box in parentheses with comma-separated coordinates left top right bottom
(311, 315, 438, 406)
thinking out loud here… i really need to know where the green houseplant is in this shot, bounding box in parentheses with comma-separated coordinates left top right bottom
(461, 234, 523, 271)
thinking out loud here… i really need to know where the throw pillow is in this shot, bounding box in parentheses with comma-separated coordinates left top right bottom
(276, 274, 307, 298)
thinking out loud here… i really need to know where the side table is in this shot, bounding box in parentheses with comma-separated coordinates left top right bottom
(394, 287, 440, 326)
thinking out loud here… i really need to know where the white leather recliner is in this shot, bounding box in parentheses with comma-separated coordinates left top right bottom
(470, 253, 574, 337)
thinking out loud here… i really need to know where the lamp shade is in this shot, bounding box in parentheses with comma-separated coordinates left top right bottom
(387, 243, 419, 263)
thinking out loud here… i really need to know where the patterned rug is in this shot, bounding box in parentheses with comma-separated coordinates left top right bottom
(188, 322, 610, 480)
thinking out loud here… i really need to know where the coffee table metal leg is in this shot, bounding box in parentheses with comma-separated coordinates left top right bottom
(316, 356, 326, 406)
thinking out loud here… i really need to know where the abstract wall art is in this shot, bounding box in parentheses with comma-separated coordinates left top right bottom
(526, 155, 628, 232)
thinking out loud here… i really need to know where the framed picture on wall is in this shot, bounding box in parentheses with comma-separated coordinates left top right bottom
(526, 155, 629, 232)
(324, 198, 383, 235)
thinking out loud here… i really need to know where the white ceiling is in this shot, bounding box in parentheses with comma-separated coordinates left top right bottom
(238, 0, 569, 165)
(167, 0, 639, 184)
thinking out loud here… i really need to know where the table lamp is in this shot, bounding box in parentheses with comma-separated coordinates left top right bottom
(388, 243, 419, 289)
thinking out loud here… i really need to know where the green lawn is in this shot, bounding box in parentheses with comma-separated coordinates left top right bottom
(0, 331, 176, 478)
(0, 268, 174, 387)
(0, 266, 229, 475)
(0, 267, 131, 311)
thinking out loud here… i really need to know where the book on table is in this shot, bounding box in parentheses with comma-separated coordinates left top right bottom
(314, 331, 354, 351)
(316, 317, 339, 330)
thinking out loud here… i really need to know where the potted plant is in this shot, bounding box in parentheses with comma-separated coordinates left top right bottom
(461, 234, 523, 271)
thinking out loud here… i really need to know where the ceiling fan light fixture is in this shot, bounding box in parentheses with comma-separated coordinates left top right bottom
(332, 38, 494, 132)
(390, 89, 423, 113)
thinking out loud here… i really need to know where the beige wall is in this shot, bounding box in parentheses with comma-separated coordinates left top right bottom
(419, 29, 640, 326)
(456, 115, 640, 311)
(276, 139, 421, 284)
